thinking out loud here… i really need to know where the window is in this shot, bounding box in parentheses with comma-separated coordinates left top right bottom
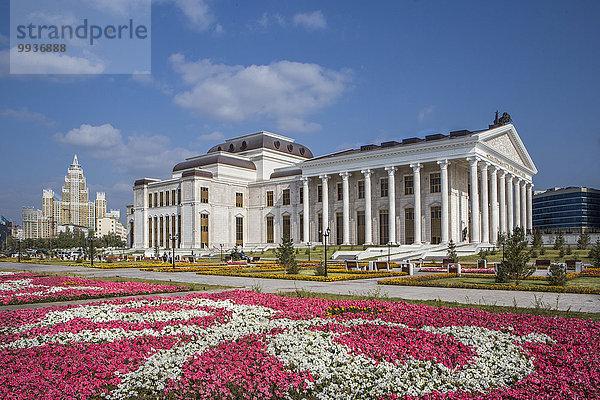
(380, 178, 389, 197)
(147, 217, 152, 247)
(266, 191, 274, 207)
(430, 173, 441, 193)
(317, 185, 322, 202)
(235, 217, 243, 245)
(356, 211, 365, 245)
(283, 189, 290, 205)
(201, 187, 209, 203)
(299, 215, 304, 241)
(282, 215, 291, 239)
(236, 192, 243, 208)
(200, 214, 209, 248)
(171, 217, 176, 248)
(405, 208, 414, 244)
(299, 187, 304, 204)
(172, 190, 176, 206)
(177, 189, 181, 205)
(266, 216, 274, 243)
(379, 210, 389, 245)
(336, 213, 343, 245)
(178, 215, 182, 246)
(405, 175, 414, 195)
(166, 191, 170, 206)
(337, 183, 343, 201)
(154, 193, 158, 208)
(148, 194, 152, 208)
(431, 206, 441, 244)
(160, 192, 164, 207)
(358, 181, 365, 199)
(318, 213, 323, 242)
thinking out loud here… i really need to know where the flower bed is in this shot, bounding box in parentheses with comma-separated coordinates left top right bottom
(195, 269, 406, 281)
(379, 273, 600, 295)
(0, 290, 598, 399)
(0, 272, 187, 305)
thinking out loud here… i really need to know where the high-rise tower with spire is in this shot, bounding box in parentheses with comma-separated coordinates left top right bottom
(23, 155, 108, 238)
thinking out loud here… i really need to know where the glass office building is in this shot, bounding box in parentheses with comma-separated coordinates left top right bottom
(532, 187, 600, 233)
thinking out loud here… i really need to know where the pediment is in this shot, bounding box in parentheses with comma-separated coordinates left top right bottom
(478, 125, 537, 174)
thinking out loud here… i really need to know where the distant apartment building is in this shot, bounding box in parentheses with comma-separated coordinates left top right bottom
(22, 155, 123, 239)
(532, 187, 600, 233)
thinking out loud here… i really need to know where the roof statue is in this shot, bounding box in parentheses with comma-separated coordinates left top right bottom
(492, 111, 512, 127)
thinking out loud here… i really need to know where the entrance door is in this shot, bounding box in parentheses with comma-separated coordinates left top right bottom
(405, 208, 414, 244)
(336, 213, 343, 245)
(356, 211, 365, 245)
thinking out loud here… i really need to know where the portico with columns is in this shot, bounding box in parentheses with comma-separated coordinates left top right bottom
(297, 123, 537, 248)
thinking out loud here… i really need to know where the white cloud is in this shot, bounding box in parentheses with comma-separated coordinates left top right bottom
(293, 11, 327, 31)
(197, 131, 225, 142)
(255, 13, 287, 29)
(54, 123, 194, 176)
(171, 0, 214, 31)
(132, 73, 154, 84)
(170, 55, 351, 132)
(84, 0, 149, 16)
(54, 124, 123, 148)
(418, 105, 436, 123)
(9, 48, 105, 74)
(0, 108, 55, 126)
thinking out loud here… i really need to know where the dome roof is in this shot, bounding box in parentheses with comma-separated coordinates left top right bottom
(173, 154, 256, 172)
(207, 131, 313, 159)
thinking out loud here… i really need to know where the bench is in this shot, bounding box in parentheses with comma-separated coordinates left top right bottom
(375, 261, 389, 271)
(442, 258, 454, 267)
(251, 256, 261, 262)
(345, 260, 359, 271)
(477, 259, 487, 269)
(566, 259, 583, 273)
(535, 259, 551, 268)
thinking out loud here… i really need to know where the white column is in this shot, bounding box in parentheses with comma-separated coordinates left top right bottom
(320, 175, 329, 242)
(385, 166, 396, 244)
(467, 157, 480, 243)
(302, 177, 310, 243)
(489, 166, 499, 243)
(514, 178, 521, 228)
(520, 180, 527, 230)
(527, 183, 533, 233)
(480, 162, 489, 243)
(410, 163, 422, 245)
(498, 170, 506, 235)
(506, 174, 514, 233)
(340, 172, 350, 245)
(437, 160, 450, 244)
(361, 169, 373, 245)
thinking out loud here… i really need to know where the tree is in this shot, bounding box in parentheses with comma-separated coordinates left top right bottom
(577, 232, 590, 250)
(447, 240, 458, 262)
(589, 240, 600, 267)
(531, 229, 543, 249)
(504, 227, 535, 285)
(553, 232, 565, 251)
(276, 235, 298, 275)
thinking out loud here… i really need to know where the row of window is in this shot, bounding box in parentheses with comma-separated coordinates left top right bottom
(147, 214, 245, 248)
(148, 189, 182, 208)
(264, 206, 442, 245)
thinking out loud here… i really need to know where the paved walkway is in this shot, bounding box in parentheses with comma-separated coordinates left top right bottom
(1, 262, 598, 313)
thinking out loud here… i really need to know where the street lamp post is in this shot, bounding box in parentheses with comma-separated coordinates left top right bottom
(387, 242, 391, 264)
(170, 234, 178, 269)
(307, 242, 311, 262)
(319, 228, 331, 277)
(220, 244, 223, 262)
(17, 239, 22, 263)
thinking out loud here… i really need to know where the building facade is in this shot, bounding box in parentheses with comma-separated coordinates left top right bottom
(131, 121, 537, 253)
(22, 155, 120, 239)
(533, 187, 600, 233)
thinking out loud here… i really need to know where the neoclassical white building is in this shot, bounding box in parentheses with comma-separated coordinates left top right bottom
(129, 119, 537, 253)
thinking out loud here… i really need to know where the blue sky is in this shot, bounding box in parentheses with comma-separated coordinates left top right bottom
(1, 0, 599, 224)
